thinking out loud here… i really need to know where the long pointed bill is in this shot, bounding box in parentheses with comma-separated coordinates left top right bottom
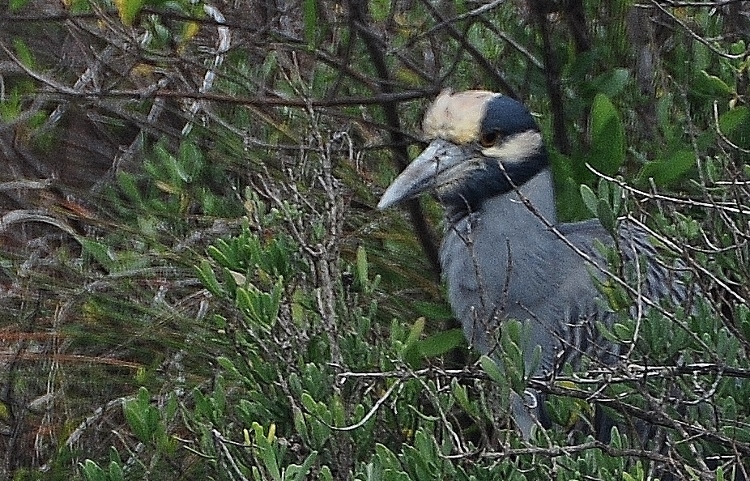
(377, 138, 472, 209)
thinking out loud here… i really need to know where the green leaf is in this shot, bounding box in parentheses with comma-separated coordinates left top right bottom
(504, 318, 522, 343)
(80, 459, 105, 481)
(195, 260, 223, 297)
(319, 465, 333, 481)
(117, 171, 143, 205)
(451, 379, 476, 416)
(207, 244, 233, 268)
(600, 177, 622, 214)
(587, 94, 626, 177)
(12, 39, 36, 68)
(480, 355, 504, 385)
(412, 328, 465, 358)
(550, 150, 593, 221)
(405, 317, 425, 346)
(216, 356, 241, 377)
(370, 0, 390, 21)
(300, 392, 318, 414)
(114, 0, 146, 26)
(375, 443, 403, 472)
(589, 68, 630, 97)
(692, 70, 734, 98)
(636, 150, 696, 187)
(171, 140, 204, 184)
(580, 184, 598, 216)
(9, 0, 31, 13)
(235, 278, 283, 327)
(402, 328, 465, 368)
(596, 198, 616, 235)
(613, 323, 634, 342)
(302, 0, 319, 46)
(719, 106, 750, 149)
(285, 451, 318, 481)
(293, 406, 310, 445)
(500, 319, 525, 372)
(252, 422, 281, 481)
(108, 460, 125, 481)
(402, 317, 426, 367)
(0, 88, 22, 121)
(557, 175, 591, 221)
(413, 301, 454, 321)
(730, 40, 746, 55)
(610, 426, 622, 449)
(123, 387, 158, 444)
(81, 239, 116, 272)
(721, 425, 750, 443)
(739, 304, 750, 340)
(527, 344, 542, 378)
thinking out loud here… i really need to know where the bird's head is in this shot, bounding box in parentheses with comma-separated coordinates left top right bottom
(377, 90, 549, 217)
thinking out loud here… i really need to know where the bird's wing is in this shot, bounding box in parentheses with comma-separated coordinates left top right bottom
(553, 218, 691, 369)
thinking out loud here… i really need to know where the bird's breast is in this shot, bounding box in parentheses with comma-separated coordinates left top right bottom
(440, 207, 561, 354)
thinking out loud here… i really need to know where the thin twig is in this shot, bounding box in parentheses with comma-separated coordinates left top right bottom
(327, 379, 402, 432)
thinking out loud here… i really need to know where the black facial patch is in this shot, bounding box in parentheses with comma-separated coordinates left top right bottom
(439, 96, 549, 220)
(481, 96, 540, 138)
(440, 153, 548, 220)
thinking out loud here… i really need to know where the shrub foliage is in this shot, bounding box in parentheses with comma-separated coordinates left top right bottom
(0, 0, 748, 479)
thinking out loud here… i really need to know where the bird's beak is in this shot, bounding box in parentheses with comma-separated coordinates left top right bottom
(377, 138, 472, 209)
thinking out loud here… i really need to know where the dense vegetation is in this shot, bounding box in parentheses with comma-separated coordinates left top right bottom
(0, 0, 748, 479)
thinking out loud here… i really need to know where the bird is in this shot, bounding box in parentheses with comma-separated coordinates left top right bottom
(377, 89, 687, 440)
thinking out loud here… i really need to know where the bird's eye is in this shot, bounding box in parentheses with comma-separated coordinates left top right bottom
(479, 131, 502, 148)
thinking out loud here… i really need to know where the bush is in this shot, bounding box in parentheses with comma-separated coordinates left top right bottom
(0, 0, 748, 479)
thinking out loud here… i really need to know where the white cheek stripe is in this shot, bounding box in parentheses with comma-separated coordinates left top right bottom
(482, 131, 543, 163)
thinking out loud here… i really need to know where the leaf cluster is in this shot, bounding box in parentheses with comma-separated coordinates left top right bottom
(0, 0, 748, 480)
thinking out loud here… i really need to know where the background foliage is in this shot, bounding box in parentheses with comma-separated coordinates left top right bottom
(0, 0, 748, 479)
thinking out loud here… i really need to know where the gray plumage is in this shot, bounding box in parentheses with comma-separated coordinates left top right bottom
(378, 90, 686, 439)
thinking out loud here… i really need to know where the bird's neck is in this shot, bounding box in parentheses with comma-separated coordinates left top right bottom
(509, 167, 557, 222)
(446, 167, 557, 226)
